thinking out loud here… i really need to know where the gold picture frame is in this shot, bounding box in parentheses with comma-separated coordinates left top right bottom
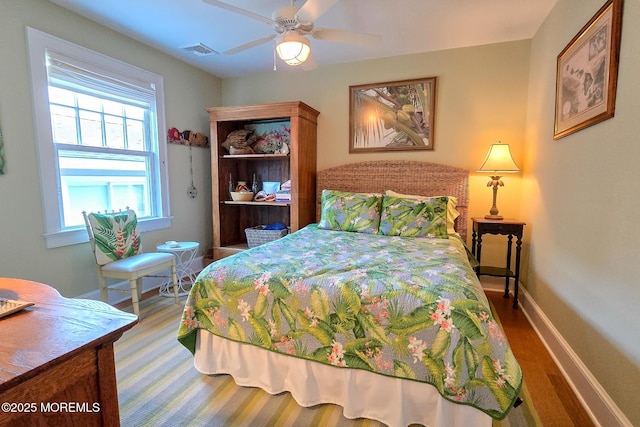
(349, 77, 436, 152)
(554, 0, 624, 140)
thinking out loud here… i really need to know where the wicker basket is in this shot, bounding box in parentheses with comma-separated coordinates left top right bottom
(245, 225, 288, 248)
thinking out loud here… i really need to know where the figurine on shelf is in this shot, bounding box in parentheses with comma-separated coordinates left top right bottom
(276, 140, 290, 155)
(235, 181, 249, 192)
(221, 129, 256, 155)
(254, 190, 276, 202)
(251, 174, 259, 195)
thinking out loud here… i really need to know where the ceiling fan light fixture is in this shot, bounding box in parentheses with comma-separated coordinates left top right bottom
(275, 32, 311, 66)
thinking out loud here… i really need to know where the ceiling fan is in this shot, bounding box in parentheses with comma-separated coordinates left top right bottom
(203, 0, 381, 68)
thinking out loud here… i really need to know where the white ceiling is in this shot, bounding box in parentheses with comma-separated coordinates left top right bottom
(49, 0, 558, 79)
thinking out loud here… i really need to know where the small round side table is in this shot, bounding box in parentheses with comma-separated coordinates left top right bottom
(156, 241, 199, 297)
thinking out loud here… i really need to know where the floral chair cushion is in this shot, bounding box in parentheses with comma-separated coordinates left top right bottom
(317, 190, 383, 234)
(378, 195, 449, 238)
(88, 209, 142, 265)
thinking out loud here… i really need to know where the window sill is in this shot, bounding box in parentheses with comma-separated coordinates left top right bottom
(44, 216, 173, 249)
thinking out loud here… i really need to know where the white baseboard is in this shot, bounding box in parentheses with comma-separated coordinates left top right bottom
(78, 256, 204, 304)
(481, 277, 632, 427)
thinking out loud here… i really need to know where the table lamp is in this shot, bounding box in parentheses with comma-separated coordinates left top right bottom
(477, 142, 520, 220)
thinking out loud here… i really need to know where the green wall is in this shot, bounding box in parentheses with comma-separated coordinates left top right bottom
(524, 0, 640, 424)
(0, 0, 220, 297)
(221, 40, 532, 267)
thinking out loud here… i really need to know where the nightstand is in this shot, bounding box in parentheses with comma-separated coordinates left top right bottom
(471, 217, 525, 308)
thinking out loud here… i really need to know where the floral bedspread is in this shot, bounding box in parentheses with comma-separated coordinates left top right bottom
(178, 225, 522, 419)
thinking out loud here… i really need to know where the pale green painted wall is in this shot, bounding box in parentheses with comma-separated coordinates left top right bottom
(0, 0, 220, 297)
(221, 40, 532, 266)
(524, 0, 640, 424)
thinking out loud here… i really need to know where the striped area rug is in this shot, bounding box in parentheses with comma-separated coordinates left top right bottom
(114, 295, 541, 427)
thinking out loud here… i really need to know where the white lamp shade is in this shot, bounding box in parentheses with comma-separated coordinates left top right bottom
(477, 143, 520, 173)
(276, 33, 311, 66)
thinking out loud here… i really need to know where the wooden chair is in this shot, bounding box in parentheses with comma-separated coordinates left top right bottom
(82, 209, 179, 317)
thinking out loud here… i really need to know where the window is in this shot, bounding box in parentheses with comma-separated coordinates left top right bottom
(27, 28, 171, 248)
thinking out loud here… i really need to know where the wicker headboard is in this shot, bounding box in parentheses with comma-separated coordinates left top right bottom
(316, 160, 470, 242)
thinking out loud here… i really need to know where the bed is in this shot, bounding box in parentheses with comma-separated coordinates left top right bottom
(178, 160, 522, 427)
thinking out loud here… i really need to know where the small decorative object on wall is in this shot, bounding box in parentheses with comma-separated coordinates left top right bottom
(167, 127, 208, 198)
(0, 127, 5, 174)
(167, 127, 210, 148)
(349, 77, 437, 153)
(187, 146, 198, 199)
(554, 0, 624, 140)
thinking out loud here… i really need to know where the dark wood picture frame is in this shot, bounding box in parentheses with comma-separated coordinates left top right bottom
(349, 77, 436, 152)
(554, 0, 624, 140)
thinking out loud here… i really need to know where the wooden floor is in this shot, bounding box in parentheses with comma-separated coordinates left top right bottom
(487, 290, 594, 427)
(119, 286, 595, 426)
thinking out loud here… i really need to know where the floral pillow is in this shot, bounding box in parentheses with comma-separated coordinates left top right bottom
(385, 190, 459, 235)
(317, 190, 383, 234)
(88, 209, 142, 265)
(378, 195, 449, 238)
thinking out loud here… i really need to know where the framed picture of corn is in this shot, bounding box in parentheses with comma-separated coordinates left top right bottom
(349, 77, 437, 153)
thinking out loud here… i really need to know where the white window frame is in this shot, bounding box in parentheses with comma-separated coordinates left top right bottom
(27, 27, 172, 248)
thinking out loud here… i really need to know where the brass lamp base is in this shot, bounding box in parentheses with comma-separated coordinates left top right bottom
(485, 176, 504, 221)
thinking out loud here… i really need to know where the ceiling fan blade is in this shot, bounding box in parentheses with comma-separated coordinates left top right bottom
(311, 28, 382, 47)
(296, 0, 341, 24)
(203, 0, 274, 25)
(223, 35, 276, 55)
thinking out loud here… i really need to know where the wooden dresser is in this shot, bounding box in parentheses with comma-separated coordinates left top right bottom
(0, 278, 137, 426)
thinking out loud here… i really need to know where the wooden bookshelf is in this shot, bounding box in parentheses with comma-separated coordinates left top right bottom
(207, 101, 319, 260)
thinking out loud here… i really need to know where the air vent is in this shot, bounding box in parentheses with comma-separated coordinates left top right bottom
(182, 43, 218, 57)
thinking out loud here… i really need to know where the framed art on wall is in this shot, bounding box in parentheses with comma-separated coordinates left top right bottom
(553, 0, 624, 140)
(349, 77, 436, 152)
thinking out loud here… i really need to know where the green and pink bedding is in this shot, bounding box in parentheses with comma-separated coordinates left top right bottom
(178, 224, 522, 420)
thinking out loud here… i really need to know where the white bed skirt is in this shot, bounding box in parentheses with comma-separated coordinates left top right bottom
(194, 330, 490, 427)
